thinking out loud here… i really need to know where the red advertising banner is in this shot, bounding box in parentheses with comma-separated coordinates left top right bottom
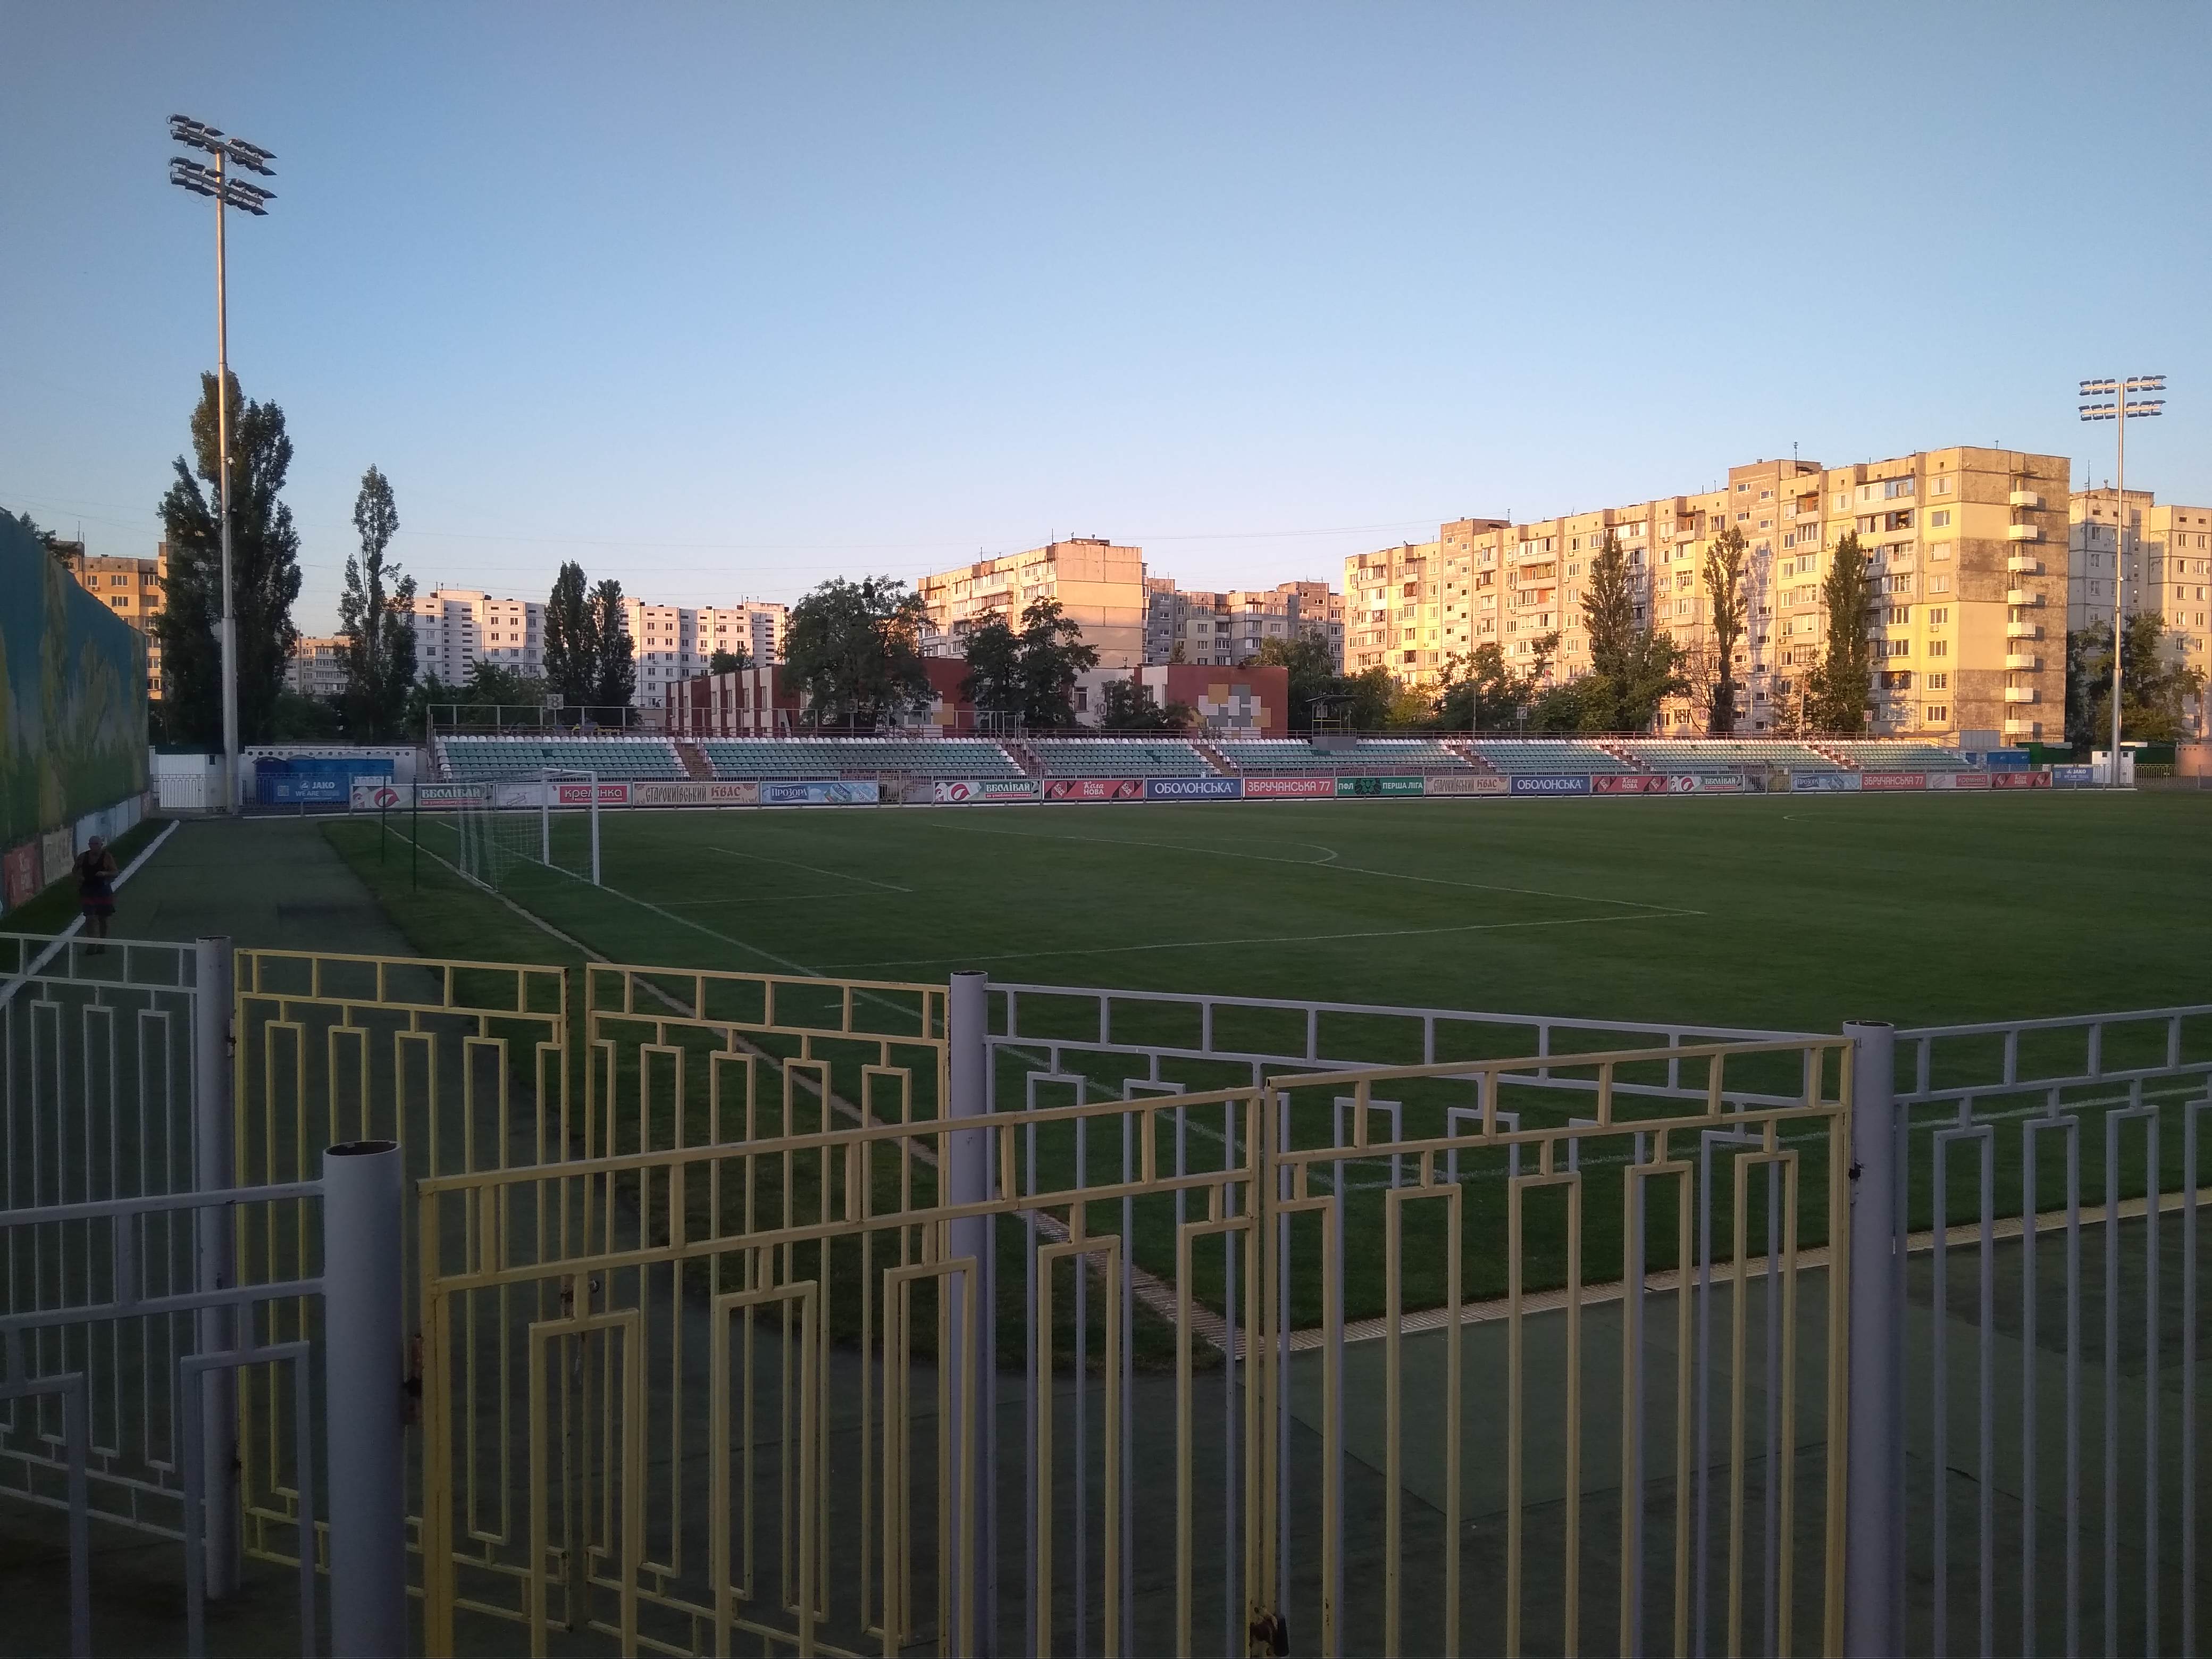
(1947, 773, 1991, 790)
(1044, 778, 1143, 802)
(1, 842, 38, 908)
(1242, 775, 1336, 799)
(1858, 772, 1928, 791)
(1594, 774, 1668, 795)
(557, 782, 632, 805)
(1988, 771, 2052, 790)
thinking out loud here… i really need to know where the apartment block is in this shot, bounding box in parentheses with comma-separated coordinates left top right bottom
(284, 635, 350, 700)
(1145, 579, 1346, 668)
(2068, 488, 2212, 737)
(917, 538, 1146, 667)
(411, 589, 544, 685)
(1347, 446, 2069, 739)
(63, 543, 167, 698)
(409, 588, 786, 713)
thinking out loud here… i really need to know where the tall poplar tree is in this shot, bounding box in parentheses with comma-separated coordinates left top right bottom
(1701, 523, 1749, 735)
(542, 561, 600, 711)
(1807, 531, 1876, 733)
(337, 466, 417, 738)
(154, 372, 303, 744)
(588, 578, 636, 716)
(1579, 530, 1684, 731)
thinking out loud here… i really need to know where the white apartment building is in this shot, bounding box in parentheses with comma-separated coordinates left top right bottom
(409, 587, 786, 711)
(622, 599, 789, 712)
(411, 589, 545, 682)
(2068, 487, 2212, 738)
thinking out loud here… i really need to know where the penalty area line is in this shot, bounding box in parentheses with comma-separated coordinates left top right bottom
(819, 904, 1703, 973)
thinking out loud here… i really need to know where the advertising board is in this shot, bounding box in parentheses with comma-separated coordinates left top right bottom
(632, 781, 759, 807)
(1334, 776, 1425, 797)
(1858, 772, 1928, 792)
(557, 782, 632, 806)
(1423, 774, 1511, 796)
(2, 842, 38, 908)
(762, 780, 878, 807)
(259, 773, 348, 805)
(1667, 774, 1743, 794)
(1790, 772, 1862, 793)
(2050, 765, 2096, 788)
(41, 829, 73, 886)
(1044, 778, 1143, 802)
(1145, 777, 1243, 801)
(1940, 772, 1990, 790)
(416, 783, 490, 807)
(1508, 774, 1591, 797)
(1593, 774, 1668, 795)
(1242, 775, 1335, 799)
(929, 778, 1040, 803)
(350, 781, 405, 811)
(1988, 771, 2052, 790)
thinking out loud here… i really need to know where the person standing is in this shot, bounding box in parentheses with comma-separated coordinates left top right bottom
(75, 835, 119, 953)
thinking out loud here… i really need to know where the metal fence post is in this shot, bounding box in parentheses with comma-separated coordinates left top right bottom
(191, 935, 239, 1601)
(946, 971, 995, 1656)
(323, 1140, 408, 1658)
(1842, 1020, 1904, 1658)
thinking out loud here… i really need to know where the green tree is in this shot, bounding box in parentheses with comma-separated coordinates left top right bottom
(708, 644, 753, 676)
(1339, 665, 1401, 730)
(1579, 532, 1683, 731)
(2068, 616, 2205, 744)
(958, 611, 1024, 723)
(783, 576, 933, 731)
(1099, 680, 1193, 730)
(1253, 629, 1340, 731)
(271, 688, 342, 740)
(1436, 641, 1538, 731)
(153, 371, 303, 745)
(1806, 531, 1875, 733)
(542, 561, 600, 709)
(589, 579, 636, 714)
(1701, 523, 1749, 735)
(336, 466, 417, 740)
(1015, 598, 1099, 727)
(960, 599, 1097, 727)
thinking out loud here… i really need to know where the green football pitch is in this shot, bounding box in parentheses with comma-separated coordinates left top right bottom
(324, 790, 2211, 1330)
(335, 789, 2212, 1033)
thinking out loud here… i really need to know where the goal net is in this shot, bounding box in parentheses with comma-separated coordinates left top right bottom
(451, 769, 602, 891)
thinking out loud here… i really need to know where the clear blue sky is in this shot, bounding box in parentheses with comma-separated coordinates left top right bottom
(5, 2, 2208, 631)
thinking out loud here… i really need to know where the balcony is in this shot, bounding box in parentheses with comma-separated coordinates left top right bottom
(2005, 718, 2042, 738)
(2009, 490, 2044, 509)
(2007, 555, 2044, 575)
(2007, 622, 2043, 640)
(2005, 589, 2045, 607)
(2005, 653, 2041, 672)
(2007, 524, 2043, 542)
(2006, 687, 2040, 704)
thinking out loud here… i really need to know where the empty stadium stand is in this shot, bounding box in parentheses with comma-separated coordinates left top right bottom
(1633, 740, 1846, 773)
(699, 738, 1025, 779)
(1817, 741, 1981, 772)
(439, 736, 686, 781)
(1029, 739, 1214, 776)
(1214, 739, 1474, 774)
(1463, 740, 1641, 775)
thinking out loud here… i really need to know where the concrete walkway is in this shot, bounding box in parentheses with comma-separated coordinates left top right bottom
(100, 816, 415, 954)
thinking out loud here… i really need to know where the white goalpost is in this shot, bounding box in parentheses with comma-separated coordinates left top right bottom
(453, 768, 601, 890)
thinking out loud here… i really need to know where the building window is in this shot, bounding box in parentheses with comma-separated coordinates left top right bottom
(1928, 640, 1948, 658)
(1928, 608, 1948, 625)
(1928, 673, 1948, 690)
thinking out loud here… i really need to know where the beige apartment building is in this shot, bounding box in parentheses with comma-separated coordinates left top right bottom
(917, 538, 1145, 667)
(1348, 446, 2069, 740)
(285, 635, 350, 701)
(63, 543, 167, 698)
(2068, 488, 2212, 737)
(1145, 578, 1345, 668)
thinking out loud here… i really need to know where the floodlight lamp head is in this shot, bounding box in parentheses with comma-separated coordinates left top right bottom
(169, 114, 222, 150)
(2080, 378, 2118, 395)
(168, 158, 220, 198)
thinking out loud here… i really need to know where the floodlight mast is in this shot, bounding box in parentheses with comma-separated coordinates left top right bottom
(2078, 374, 2166, 780)
(167, 116, 276, 816)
